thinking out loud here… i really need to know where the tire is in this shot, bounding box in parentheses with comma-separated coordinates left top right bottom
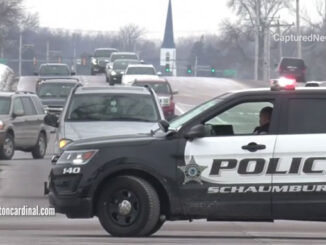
(146, 219, 165, 236)
(0, 133, 15, 160)
(31, 132, 47, 159)
(97, 176, 160, 237)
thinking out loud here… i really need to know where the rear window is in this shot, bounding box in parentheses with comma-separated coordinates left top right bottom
(111, 54, 138, 62)
(113, 60, 140, 70)
(94, 49, 116, 58)
(38, 83, 75, 99)
(66, 94, 159, 122)
(280, 58, 305, 69)
(126, 67, 156, 75)
(31, 96, 45, 114)
(134, 82, 171, 94)
(0, 97, 11, 114)
(21, 97, 37, 115)
(39, 65, 70, 76)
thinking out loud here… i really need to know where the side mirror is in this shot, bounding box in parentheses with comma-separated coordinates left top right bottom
(157, 71, 162, 76)
(44, 114, 59, 128)
(158, 120, 170, 132)
(184, 124, 206, 141)
(71, 71, 76, 76)
(172, 90, 178, 95)
(12, 110, 24, 118)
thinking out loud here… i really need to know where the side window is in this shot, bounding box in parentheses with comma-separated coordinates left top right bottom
(287, 99, 326, 134)
(13, 98, 24, 115)
(31, 96, 45, 114)
(204, 101, 274, 136)
(21, 97, 37, 115)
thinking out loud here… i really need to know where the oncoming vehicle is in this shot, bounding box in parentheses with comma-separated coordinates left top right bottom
(46, 79, 326, 236)
(106, 59, 141, 85)
(133, 79, 178, 120)
(0, 91, 49, 160)
(122, 64, 160, 85)
(277, 57, 306, 83)
(44, 85, 164, 153)
(36, 78, 80, 115)
(91, 48, 118, 75)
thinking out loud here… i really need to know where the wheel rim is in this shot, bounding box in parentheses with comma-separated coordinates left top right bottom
(38, 135, 46, 156)
(3, 137, 13, 157)
(107, 189, 140, 227)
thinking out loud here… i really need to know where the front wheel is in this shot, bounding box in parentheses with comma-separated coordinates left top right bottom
(31, 132, 47, 159)
(97, 176, 160, 237)
(0, 133, 15, 160)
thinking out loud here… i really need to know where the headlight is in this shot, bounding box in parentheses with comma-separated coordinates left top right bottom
(59, 138, 73, 149)
(0, 120, 4, 130)
(111, 71, 117, 76)
(91, 58, 97, 65)
(57, 150, 98, 165)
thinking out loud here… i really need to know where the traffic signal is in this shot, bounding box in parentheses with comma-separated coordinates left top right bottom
(165, 64, 171, 73)
(210, 66, 216, 77)
(187, 65, 192, 75)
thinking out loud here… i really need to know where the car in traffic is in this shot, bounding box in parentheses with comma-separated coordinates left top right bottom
(44, 85, 164, 153)
(0, 91, 49, 160)
(277, 57, 306, 83)
(36, 78, 80, 115)
(121, 64, 160, 85)
(133, 78, 177, 120)
(91, 48, 118, 75)
(46, 78, 326, 237)
(106, 59, 141, 85)
(0, 64, 17, 91)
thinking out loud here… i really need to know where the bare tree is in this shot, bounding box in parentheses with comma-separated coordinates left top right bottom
(118, 24, 145, 51)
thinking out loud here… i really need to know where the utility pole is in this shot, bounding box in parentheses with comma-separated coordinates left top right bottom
(194, 56, 198, 77)
(254, 0, 260, 81)
(277, 19, 282, 60)
(46, 41, 50, 63)
(296, 0, 302, 58)
(18, 33, 22, 77)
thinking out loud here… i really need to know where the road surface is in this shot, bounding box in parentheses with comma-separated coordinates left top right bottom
(1, 75, 325, 245)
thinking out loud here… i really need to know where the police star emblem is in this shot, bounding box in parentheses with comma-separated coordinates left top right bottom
(178, 156, 207, 185)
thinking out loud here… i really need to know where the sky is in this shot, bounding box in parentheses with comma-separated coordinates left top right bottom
(24, 0, 322, 40)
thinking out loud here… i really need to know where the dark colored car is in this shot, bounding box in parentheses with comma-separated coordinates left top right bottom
(0, 91, 49, 160)
(277, 57, 306, 83)
(36, 78, 80, 115)
(133, 79, 178, 120)
(46, 85, 326, 237)
(106, 59, 141, 84)
(91, 48, 118, 75)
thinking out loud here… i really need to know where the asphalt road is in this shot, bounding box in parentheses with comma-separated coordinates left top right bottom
(1, 75, 326, 245)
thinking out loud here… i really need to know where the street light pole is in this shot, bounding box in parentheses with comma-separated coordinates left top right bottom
(296, 0, 302, 58)
(254, 0, 260, 81)
(18, 33, 22, 76)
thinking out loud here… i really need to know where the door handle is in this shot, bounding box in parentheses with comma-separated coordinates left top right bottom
(242, 142, 266, 152)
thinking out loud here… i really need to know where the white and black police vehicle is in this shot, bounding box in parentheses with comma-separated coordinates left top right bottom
(45, 77, 326, 237)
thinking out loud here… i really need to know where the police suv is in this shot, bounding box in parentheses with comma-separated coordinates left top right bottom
(45, 78, 326, 237)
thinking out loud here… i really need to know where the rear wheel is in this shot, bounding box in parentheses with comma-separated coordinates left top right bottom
(31, 132, 47, 159)
(0, 133, 14, 160)
(97, 176, 160, 237)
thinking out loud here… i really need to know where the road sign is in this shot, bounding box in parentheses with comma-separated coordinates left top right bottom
(223, 69, 237, 78)
(0, 58, 7, 64)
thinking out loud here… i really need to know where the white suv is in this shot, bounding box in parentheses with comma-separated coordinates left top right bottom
(121, 64, 160, 86)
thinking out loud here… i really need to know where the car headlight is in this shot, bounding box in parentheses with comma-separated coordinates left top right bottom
(57, 150, 98, 165)
(111, 71, 117, 76)
(59, 138, 73, 149)
(91, 58, 97, 65)
(0, 120, 4, 130)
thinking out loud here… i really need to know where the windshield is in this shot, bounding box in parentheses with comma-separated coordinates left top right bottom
(39, 65, 70, 76)
(94, 49, 115, 57)
(111, 54, 138, 62)
(113, 60, 140, 70)
(0, 97, 11, 114)
(134, 82, 171, 94)
(169, 98, 222, 130)
(126, 67, 156, 75)
(66, 94, 159, 122)
(37, 83, 75, 99)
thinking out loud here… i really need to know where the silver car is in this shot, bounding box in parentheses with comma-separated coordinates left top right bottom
(44, 85, 164, 153)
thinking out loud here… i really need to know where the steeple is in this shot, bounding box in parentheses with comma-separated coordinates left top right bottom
(162, 0, 175, 49)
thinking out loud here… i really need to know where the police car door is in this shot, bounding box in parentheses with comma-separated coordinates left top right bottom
(180, 98, 279, 219)
(273, 94, 326, 220)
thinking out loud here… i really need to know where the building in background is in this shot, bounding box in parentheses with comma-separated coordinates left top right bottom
(160, 0, 176, 76)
